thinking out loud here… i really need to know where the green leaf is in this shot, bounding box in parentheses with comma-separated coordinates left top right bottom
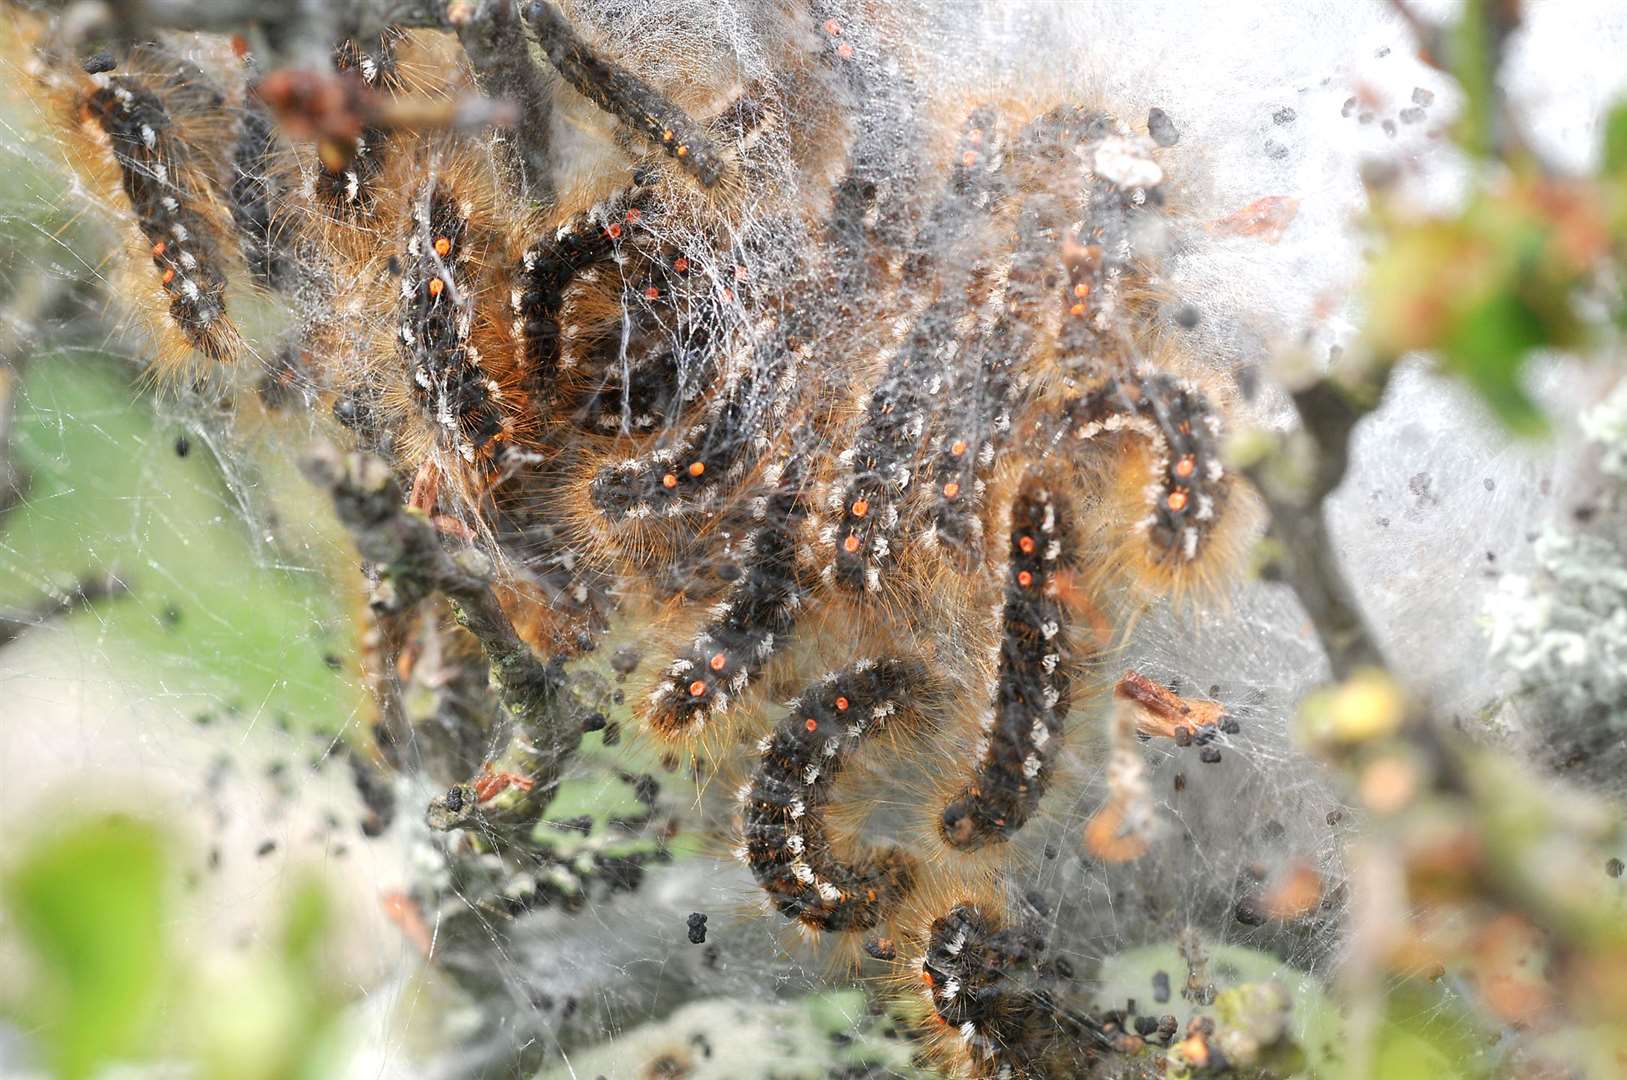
(4, 817, 170, 1080)
(1603, 100, 1627, 177)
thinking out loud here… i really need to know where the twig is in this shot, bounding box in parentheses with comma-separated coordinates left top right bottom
(449, 0, 555, 200)
(0, 569, 128, 648)
(299, 444, 585, 832)
(1244, 368, 1392, 680)
(37, 0, 447, 68)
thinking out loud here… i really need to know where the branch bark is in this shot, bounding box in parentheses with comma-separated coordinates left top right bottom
(300, 444, 584, 833)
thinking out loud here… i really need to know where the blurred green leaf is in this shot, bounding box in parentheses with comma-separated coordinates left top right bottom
(4, 817, 170, 1080)
(1603, 100, 1627, 177)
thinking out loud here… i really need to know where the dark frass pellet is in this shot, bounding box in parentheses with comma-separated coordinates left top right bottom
(1608, 857, 1624, 879)
(1152, 969, 1171, 1004)
(175, 434, 190, 457)
(686, 911, 708, 944)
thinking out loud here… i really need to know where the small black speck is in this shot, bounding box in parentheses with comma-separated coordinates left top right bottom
(1341, 96, 1358, 118)
(322, 653, 342, 671)
(1326, 809, 1344, 826)
(1412, 87, 1435, 107)
(1152, 970, 1171, 1004)
(1399, 106, 1426, 124)
(1199, 746, 1222, 764)
(1608, 857, 1624, 879)
(864, 937, 896, 962)
(1173, 772, 1186, 792)
(174, 435, 190, 457)
(255, 840, 277, 858)
(1220, 716, 1241, 735)
(1574, 504, 1598, 524)
(1486, 551, 1496, 563)
(611, 640, 641, 676)
(1483, 477, 1496, 492)
(1272, 106, 1296, 125)
(82, 52, 118, 74)
(581, 712, 608, 733)
(1024, 890, 1050, 916)
(1042, 843, 1059, 860)
(1054, 956, 1075, 979)
(1147, 107, 1181, 147)
(386, 255, 401, 276)
(1174, 304, 1200, 329)
(1264, 139, 1289, 160)
(1376, 45, 1391, 58)
(1377, 516, 1390, 528)
(686, 911, 708, 944)
(160, 604, 183, 628)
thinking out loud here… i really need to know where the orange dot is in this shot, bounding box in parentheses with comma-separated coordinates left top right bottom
(1017, 570, 1034, 587)
(851, 498, 869, 518)
(735, 265, 748, 280)
(967, 128, 983, 145)
(606, 223, 622, 239)
(1018, 535, 1035, 554)
(677, 145, 689, 158)
(688, 461, 705, 477)
(1073, 282, 1090, 299)
(662, 473, 678, 489)
(721, 288, 734, 302)
(950, 439, 967, 457)
(1174, 456, 1196, 479)
(151, 241, 166, 257)
(625, 207, 641, 224)
(843, 534, 861, 553)
(1070, 303, 1086, 317)
(865, 888, 877, 901)
(645, 286, 661, 300)
(662, 129, 674, 143)
(942, 481, 960, 499)
(673, 256, 689, 273)
(433, 236, 451, 256)
(161, 268, 175, 285)
(823, 17, 841, 34)
(962, 150, 978, 167)
(834, 696, 849, 712)
(805, 717, 818, 732)
(688, 680, 707, 697)
(836, 42, 853, 59)
(709, 652, 727, 671)
(428, 277, 444, 297)
(1167, 489, 1189, 512)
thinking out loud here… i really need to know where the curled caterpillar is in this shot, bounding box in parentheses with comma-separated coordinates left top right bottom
(736, 657, 925, 933)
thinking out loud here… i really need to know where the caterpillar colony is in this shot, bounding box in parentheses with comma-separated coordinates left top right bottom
(4, 1, 1265, 1075)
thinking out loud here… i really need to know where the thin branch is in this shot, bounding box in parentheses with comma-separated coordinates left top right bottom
(1244, 368, 1393, 680)
(299, 444, 585, 833)
(0, 569, 128, 648)
(449, 0, 555, 201)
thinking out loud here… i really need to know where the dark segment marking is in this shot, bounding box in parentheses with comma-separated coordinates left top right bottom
(740, 659, 923, 932)
(941, 478, 1072, 851)
(1059, 371, 1229, 565)
(527, 2, 724, 187)
(647, 444, 811, 737)
(83, 76, 236, 360)
(312, 127, 386, 219)
(399, 184, 506, 461)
